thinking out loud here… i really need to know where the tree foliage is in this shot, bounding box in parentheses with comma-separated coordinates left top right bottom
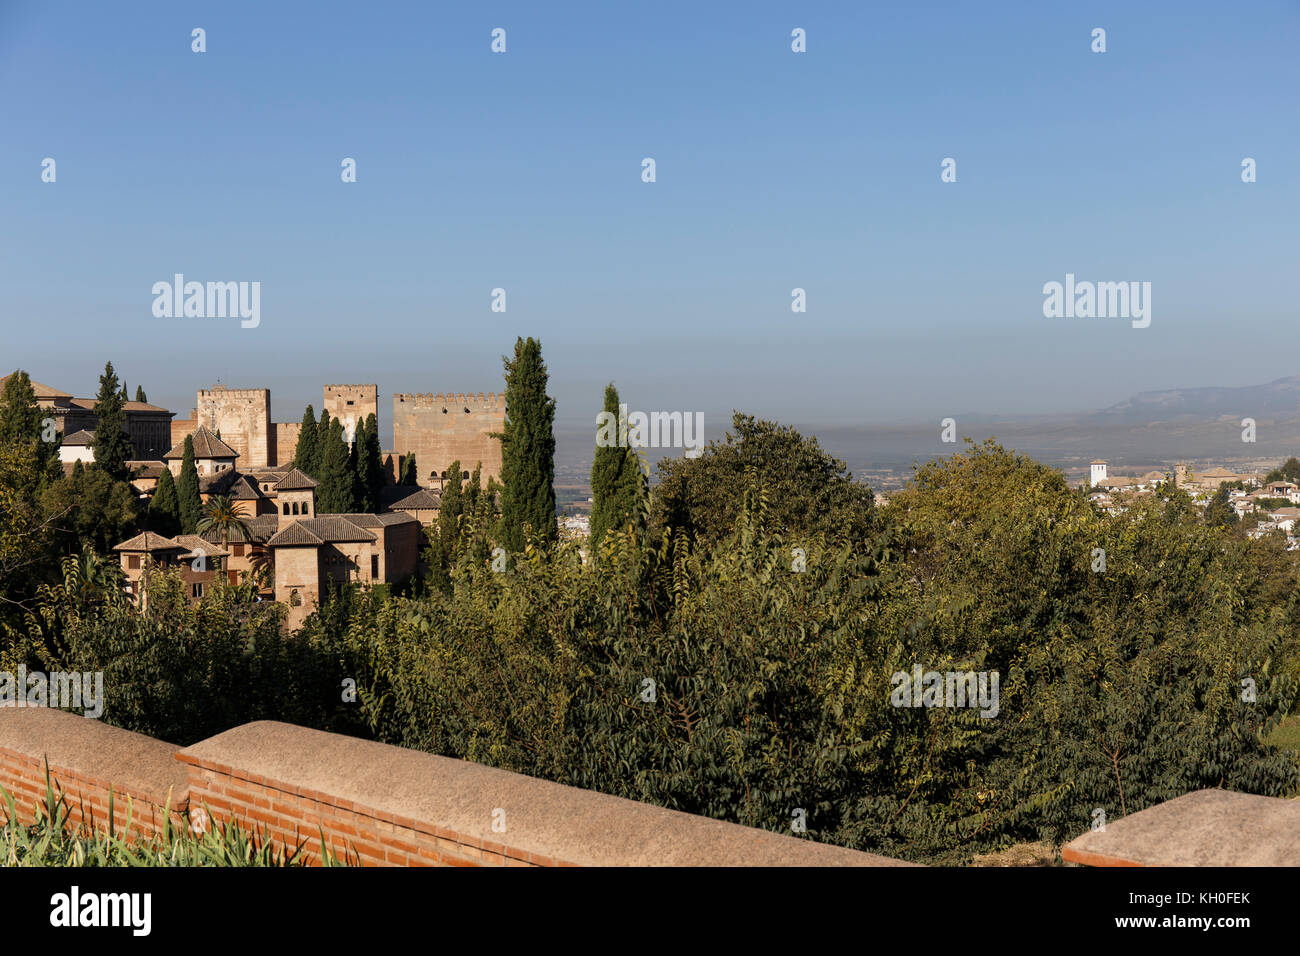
(499, 336, 556, 549)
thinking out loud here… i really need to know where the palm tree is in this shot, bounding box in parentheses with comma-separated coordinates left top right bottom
(196, 494, 252, 564)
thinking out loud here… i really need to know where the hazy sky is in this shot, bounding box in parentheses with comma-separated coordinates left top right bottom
(2, 0, 1296, 446)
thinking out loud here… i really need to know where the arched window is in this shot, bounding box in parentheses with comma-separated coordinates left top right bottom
(293, 501, 300, 515)
(289, 590, 301, 607)
(463, 470, 469, 480)
(282, 502, 290, 515)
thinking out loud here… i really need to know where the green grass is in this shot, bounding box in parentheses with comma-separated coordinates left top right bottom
(1, 762, 356, 867)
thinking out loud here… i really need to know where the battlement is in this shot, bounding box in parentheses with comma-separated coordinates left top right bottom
(198, 387, 270, 401)
(324, 384, 378, 391)
(394, 392, 502, 408)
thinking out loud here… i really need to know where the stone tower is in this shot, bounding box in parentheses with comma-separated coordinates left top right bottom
(392, 391, 505, 488)
(324, 384, 378, 445)
(196, 386, 272, 469)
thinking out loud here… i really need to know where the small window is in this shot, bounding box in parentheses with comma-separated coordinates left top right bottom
(292, 501, 299, 515)
(191, 583, 204, 599)
(290, 589, 301, 607)
(463, 471, 469, 480)
(371, 555, 379, 578)
(283, 502, 290, 515)
(128, 555, 140, 570)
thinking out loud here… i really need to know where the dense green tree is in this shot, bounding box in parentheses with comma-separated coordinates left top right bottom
(589, 383, 645, 553)
(347, 423, 362, 509)
(176, 435, 202, 534)
(1204, 487, 1238, 528)
(135, 385, 147, 404)
(40, 463, 138, 555)
(148, 468, 182, 537)
(1265, 457, 1300, 484)
(0, 370, 58, 481)
(499, 336, 557, 549)
(316, 418, 354, 513)
(293, 405, 320, 477)
(651, 412, 876, 549)
(90, 362, 132, 481)
(356, 413, 384, 512)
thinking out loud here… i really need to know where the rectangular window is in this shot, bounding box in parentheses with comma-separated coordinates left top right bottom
(191, 583, 204, 599)
(371, 555, 379, 578)
(128, 555, 140, 570)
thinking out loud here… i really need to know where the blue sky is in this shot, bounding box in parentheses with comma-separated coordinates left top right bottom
(1, 0, 1296, 446)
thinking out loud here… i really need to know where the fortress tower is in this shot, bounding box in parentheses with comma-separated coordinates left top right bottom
(1090, 459, 1108, 486)
(197, 386, 271, 469)
(392, 391, 504, 488)
(324, 384, 378, 445)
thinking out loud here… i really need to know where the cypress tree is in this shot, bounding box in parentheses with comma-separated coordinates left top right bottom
(0, 370, 42, 446)
(177, 435, 202, 533)
(361, 412, 384, 510)
(316, 418, 353, 513)
(294, 405, 320, 477)
(347, 421, 363, 510)
(90, 362, 132, 481)
(0, 370, 60, 482)
(589, 383, 644, 551)
(150, 467, 182, 536)
(135, 385, 147, 403)
(499, 336, 557, 549)
(438, 460, 464, 561)
(315, 407, 333, 484)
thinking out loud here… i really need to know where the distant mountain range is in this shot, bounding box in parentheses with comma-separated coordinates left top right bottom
(557, 376, 1300, 492)
(1089, 376, 1300, 424)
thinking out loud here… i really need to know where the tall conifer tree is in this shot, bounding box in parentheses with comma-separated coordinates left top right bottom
(589, 383, 644, 551)
(91, 362, 132, 481)
(316, 417, 353, 513)
(294, 405, 320, 477)
(150, 467, 182, 537)
(499, 337, 557, 549)
(177, 435, 202, 534)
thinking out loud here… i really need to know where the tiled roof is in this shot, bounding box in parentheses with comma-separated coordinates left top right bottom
(173, 535, 230, 559)
(164, 425, 238, 461)
(382, 487, 441, 510)
(0, 373, 73, 399)
(127, 461, 168, 479)
(227, 475, 264, 500)
(274, 467, 318, 491)
(266, 516, 377, 548)
(62, 429, 95, 445)
(67, 397, 172, 414)
(201, 514, 279, 545)
(344, 512, 420, 528)
(113, 531, 184, 552)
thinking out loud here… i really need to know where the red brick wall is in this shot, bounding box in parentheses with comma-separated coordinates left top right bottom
(178, 756, 569, 867)
(0, 741, 186, 843)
